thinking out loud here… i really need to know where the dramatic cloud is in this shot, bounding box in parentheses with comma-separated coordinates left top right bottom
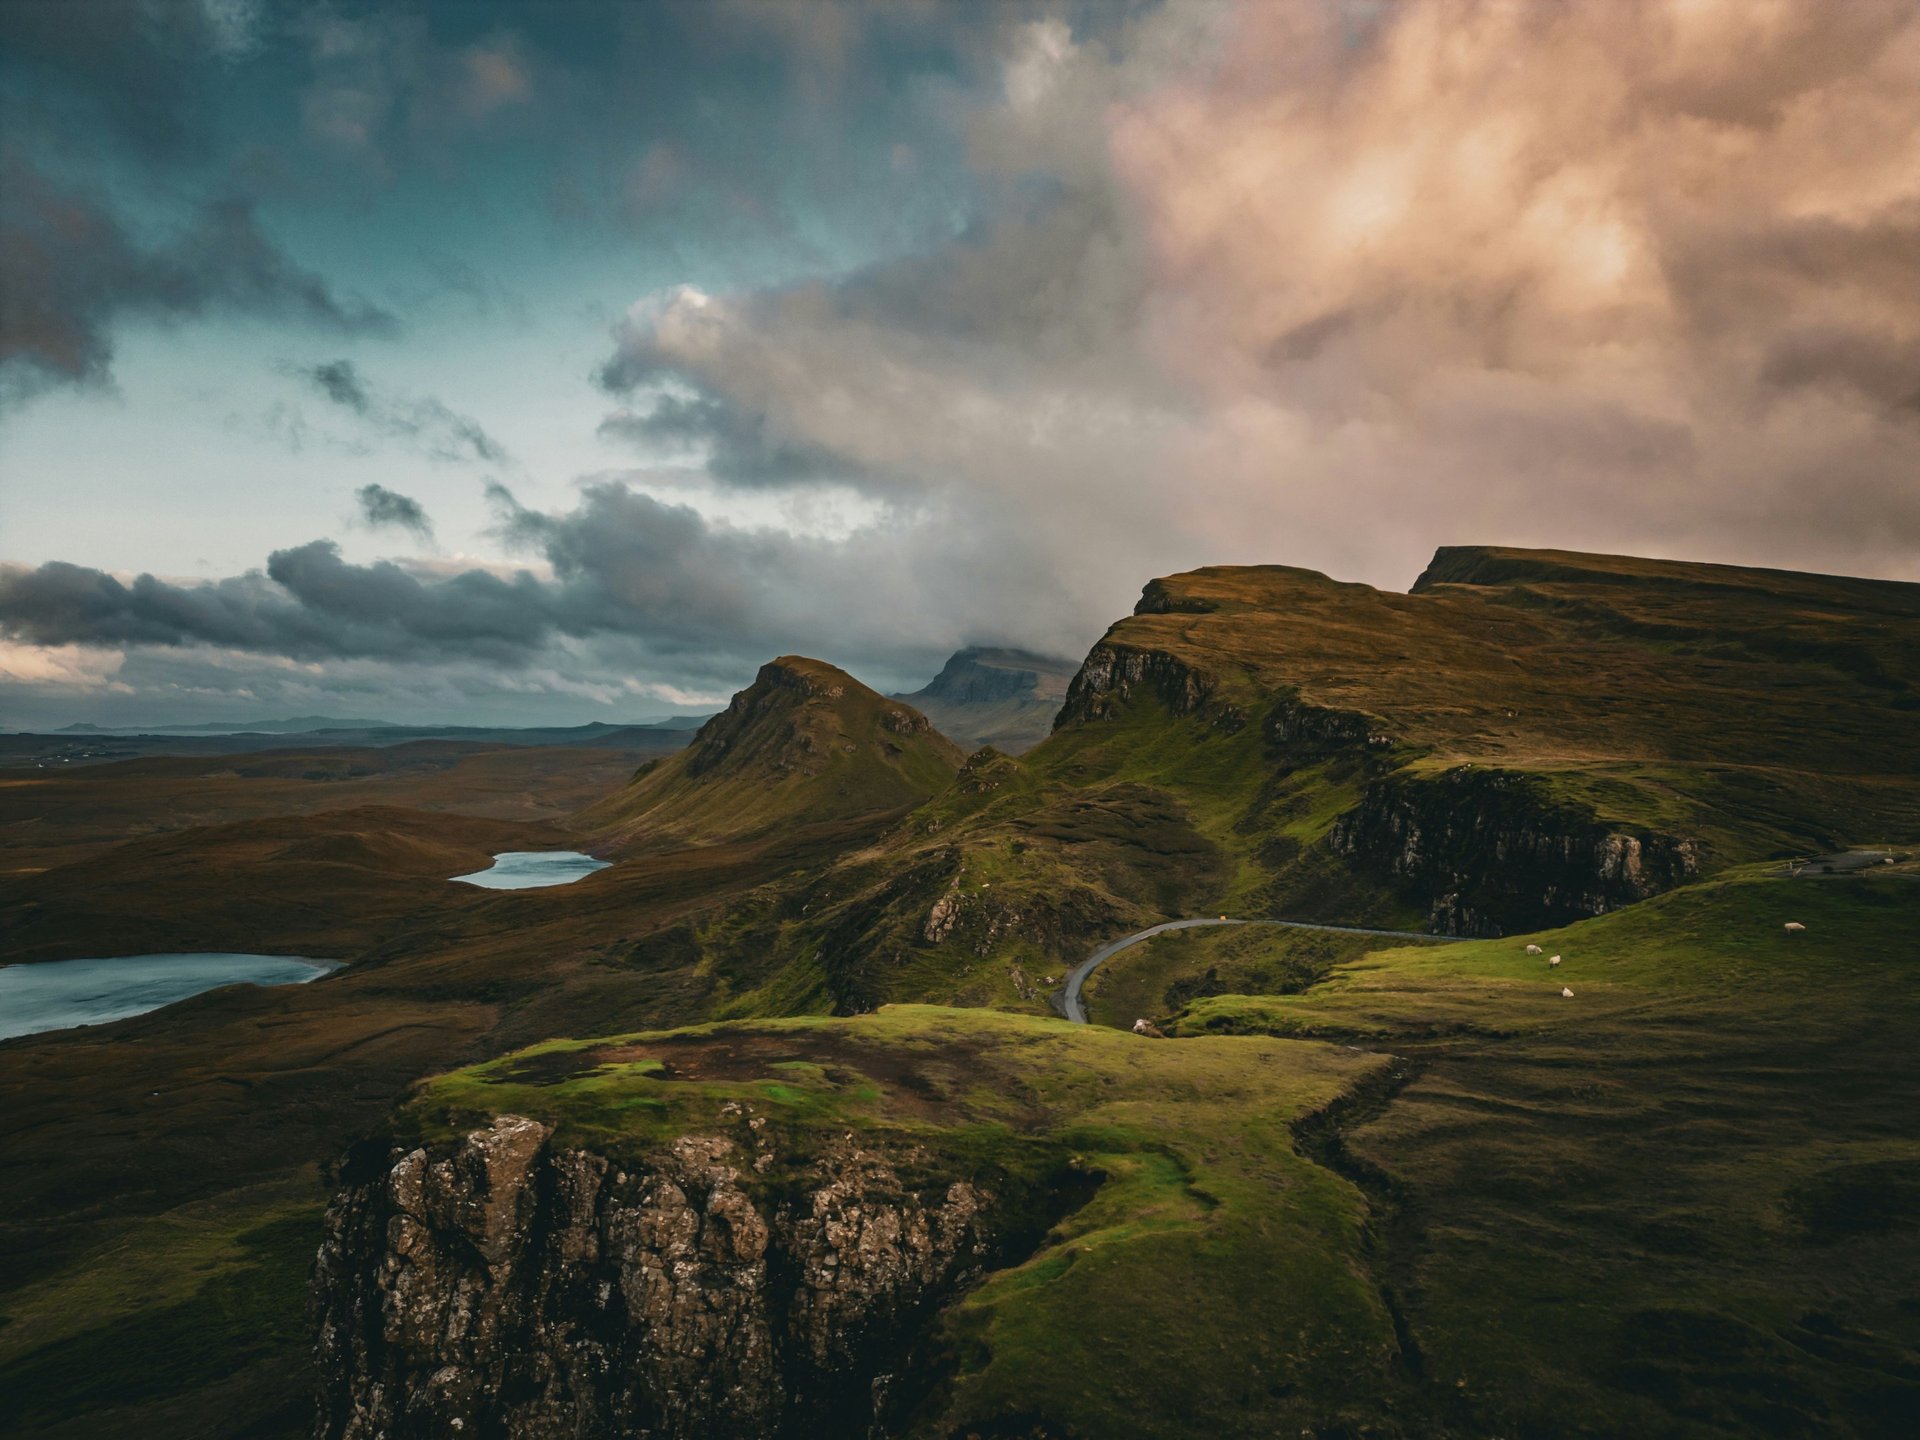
(297, 359, 508, 464)
(596, 384, 861, 489)
(0, 153, 393, 402)
(5, 0, 1918, 727)
(0, 474, 1070, 690)
(595, 0, 1920, 597)
(355, 484, 435, 542)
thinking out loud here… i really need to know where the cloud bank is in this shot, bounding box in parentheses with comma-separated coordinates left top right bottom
(3, 0, 1917, 726)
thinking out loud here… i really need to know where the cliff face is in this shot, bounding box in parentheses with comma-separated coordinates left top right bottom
(1055, 642, 1220, 727)
(1327, 768, 1703, 935)
(312, 1114, 1034, 1440)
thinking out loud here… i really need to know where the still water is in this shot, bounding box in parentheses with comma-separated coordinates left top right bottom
(450, 850, 612, 889)
(0, 953, 336, 1041)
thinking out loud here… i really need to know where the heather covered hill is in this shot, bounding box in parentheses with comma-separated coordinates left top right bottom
(577, 657, 966, 852)
(893, 646, 1077, 753)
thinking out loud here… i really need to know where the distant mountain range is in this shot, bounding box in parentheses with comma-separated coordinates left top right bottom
(2, 715, 715, 770)
(57, 715, 401, 735)
(53, 714, 710, 737)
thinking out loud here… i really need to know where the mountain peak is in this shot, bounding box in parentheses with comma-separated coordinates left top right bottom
(894, 647, 1079, 754)
(580, 656, 963, 850)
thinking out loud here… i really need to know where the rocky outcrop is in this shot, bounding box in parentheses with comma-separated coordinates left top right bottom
(1055, 643, 1217, 727)
(312, 1114, 1026, 1440)
(1263, 694, 1392, 754)
(684, 658, 840, 778)
(1327, 767, 1702, 935)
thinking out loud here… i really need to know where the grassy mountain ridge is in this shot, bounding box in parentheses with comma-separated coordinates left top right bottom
(719, 547, 1919, 1021)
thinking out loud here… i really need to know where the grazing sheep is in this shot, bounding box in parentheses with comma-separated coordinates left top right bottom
(1525, 944, 1543, 955)
(1784, 922, 1806, 933)
(1561, 987, 1574, 998)
(1550, 955, 1562, 967)
(1132, 1018, 1167, 1039)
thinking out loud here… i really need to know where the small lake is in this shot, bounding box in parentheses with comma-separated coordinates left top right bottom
(450, 850, 612, 890)
(0, 953, 337, 1041)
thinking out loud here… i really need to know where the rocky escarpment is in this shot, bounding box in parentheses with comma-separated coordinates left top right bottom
(1327, 767, 1702, 935)
(1263, 693, 1393, 754)
(1055, 642, 1219, 727)
(313, 1114, 1058, 1439)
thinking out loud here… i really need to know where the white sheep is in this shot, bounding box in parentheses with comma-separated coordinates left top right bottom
(1784, 922, 1806, 933)
(1550, 955, 1562, 967)
(1525, 944, 1543, 955)
(1561, 987, 1574, 998)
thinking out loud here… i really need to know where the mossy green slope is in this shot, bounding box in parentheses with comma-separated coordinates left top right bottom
(1166, 869, 1920, 1438)
(403, 868, 1920, 1438)
(401, 1005, 1400, 1439)
(577, 655, 966, 852)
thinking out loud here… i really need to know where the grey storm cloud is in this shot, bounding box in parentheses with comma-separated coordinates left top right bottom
(355, 484, 436, 541)
(588, 0, 1920, 592)
(0, 0, 227, 159)
(0, 543, 556, 664)
(0, 476, 1080, 682)
(0, 153, 394, 402)
(0, 492, 787, 665)
(298, 359, 508, 464)
(595, 391, 858, 488)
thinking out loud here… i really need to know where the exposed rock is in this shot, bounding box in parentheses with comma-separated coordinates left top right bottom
(923, 884, 961, 944)
(1327, 767, 1702, 936)
(1055, 643, 1215, 727)
(313, 1115, 1012, 1439)
(1263, 694, 1391, 754)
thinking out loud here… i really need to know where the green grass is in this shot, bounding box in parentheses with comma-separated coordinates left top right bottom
(388, 870, 1920, 1436)
(1083, 923, 1387, 1030)
(396, 1004, 1397, 1437)
(0, 1196, 322, 1433)
(1168, 871, 1920, 1436)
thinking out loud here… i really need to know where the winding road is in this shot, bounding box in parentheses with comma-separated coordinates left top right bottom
(1056, 916, 1438, 1025)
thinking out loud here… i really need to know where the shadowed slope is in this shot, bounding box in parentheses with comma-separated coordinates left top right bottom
(577, 657, 966, 853)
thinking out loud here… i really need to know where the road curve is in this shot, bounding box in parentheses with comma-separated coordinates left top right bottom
(1057, 917, 1437, 1026)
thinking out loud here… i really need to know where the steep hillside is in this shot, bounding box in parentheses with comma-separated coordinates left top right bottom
(578, 657, 965, 852)
(893, 647, 1077, 753)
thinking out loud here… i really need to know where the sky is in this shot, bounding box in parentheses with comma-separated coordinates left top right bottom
(1, 0, 1917, 730)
